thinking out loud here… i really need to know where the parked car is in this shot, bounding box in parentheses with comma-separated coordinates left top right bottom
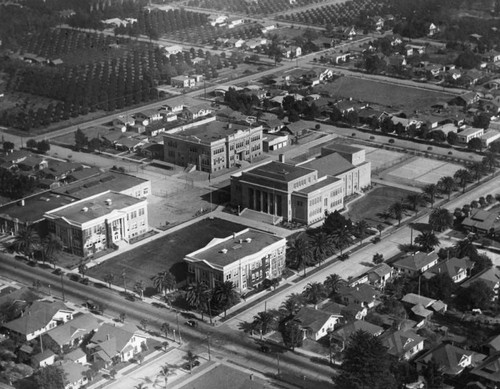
(185, 320, 198, 327)
(260, 345, 271, 353)
(183, 361, 200, 371)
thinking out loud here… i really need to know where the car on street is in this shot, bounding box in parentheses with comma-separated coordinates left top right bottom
(183, 360, 200, 371)
(185, 320, 198, 327)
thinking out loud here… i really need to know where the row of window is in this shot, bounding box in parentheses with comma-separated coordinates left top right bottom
(250, 135, 261, 142)
(167, 140, 177, 148)
(213, 147, 224, 155)
(309, 207, 323, 217)
(293, 177, 310, 189)
(330, 188, 342, 197)
(309, 197, 321, 206)
(251, 144, 261, 152)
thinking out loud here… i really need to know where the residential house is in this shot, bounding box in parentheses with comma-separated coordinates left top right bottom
(59, 360, 89, 389)
(140, 143, 164, 159)
(401, 293, 447, 327)
(162, 102, 185, 114)
(471, 353, 500, 387)
(66, 348, 87, 365)
(162, 44, 183, 56)
(447, 68, 462, 80)
(115, 136, 148, 152)
(390, 116, 422, 132)
(337, 284, 379, 309)
(294, 306, 342, 341)
(463, 209, 500, 236)
(226, 38, 245, 48)
(45, 313, 101, 352)
(208, 14, 227, 26)
(464, 69, 485, 85)
(461, 267, 500, 299)
(112, 115, 134, 132)
(423, 257, 474, 283)
(393, 251, 439, 277)
(227, 17, 243, 28)
(135, 109, 162, 126)
(171, 75, 196, 88)
(282, 46, 302, 59)
(245, 38, 267, 50)
(182, 104, 212, 120)
(486, 334, 500, 355)
(332, 320, 384, 350)
(428, 23, 439, 36)
(87, 323, 147, 365)
(32, 350, 56, 368)
(380, 329, 425, 360)
(416, 343, 473, 376)
(330, 52, 350, 64)
(449, 92, 481, 107)
(261, 21, 276, 34)
(341, 26, 357, 40)
(372, 16, 385, 31)
(2, 300, 74, 341)
(41, 161, 82, 182)
(482, 50, 500, 63)
(367, 263, 394, 288)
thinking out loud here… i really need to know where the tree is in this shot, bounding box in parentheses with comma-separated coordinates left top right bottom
(104, 273, 114, 289)
(119, 312, 126, 323)
(88, 137, 102, 152)
(333, 225, 353, 255)
(323, 210, 352, 234)
(13, 228, 40, 260)
(421, 273, 455, 301)
(280, 293, 305, 316)
(456, 280, 494, 310)
(421, 358, 444, 389)
(157, 364, 170, 388)
(388, 202, 405, 226)
(373, 253, 384, 264)
(74, 128, 88, 151)
(140, 319, 148, 331)
(482, 152, 497, 173)
(454, 169, 472, 193)
(134, 280, 145, 299)
(212, 281, 240, 317)
(33, 365, 66, 389)
(311, 231, 334, 265)
(279, 317, 303, 350)
(2, 141, 14, 153)
(161, 322, 170, 338)
(473, 113, 491, 130)
(469, 161, 486, 183)
(405, 193, 425, 213)
(354, 220, 369, 241)
(287, 237, 312, 276)
(428, 208, 454, 232)
(447, 131, 458, 146)
(78, 262, 87, 278)
(376, 224, 385, 237)
(438, 176, 455, 200)
(468, 137, 483, 152)
(423, 184, 438, 207)
(184, 351, 199, 374)
(414, 231, 440, 252)
(253, 311, 276, 335)
(42, 233, 63, 267)
(324, 273, 343, 296)
(335, 330, 397, 389)
(303, 282, 327, 305)
(26, 139, 38, 149)
(186, 281, 209, 319)
(454, 238, 478, 259)
(37, 140, 50, 153)
(153, 270, 176, 296)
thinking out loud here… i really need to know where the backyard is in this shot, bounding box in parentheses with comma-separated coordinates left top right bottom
(86, 218, 247, 296)
(346, 185, 415, 227)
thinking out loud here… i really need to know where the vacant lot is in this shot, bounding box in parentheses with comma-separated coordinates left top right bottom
(347, 186, 414, 226)
(315, 77, 452, 111)
(86, 218, 247, 295)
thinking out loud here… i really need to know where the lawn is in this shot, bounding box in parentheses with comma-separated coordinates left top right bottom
(86, 218, 247, 296)
(346, 186, 415, 227)
(314, 77, 452, 111)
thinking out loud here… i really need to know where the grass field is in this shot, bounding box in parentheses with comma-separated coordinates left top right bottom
(86, 218, 247, 296)
(315, 77, 452, 110)
(346, 186, 414, 226)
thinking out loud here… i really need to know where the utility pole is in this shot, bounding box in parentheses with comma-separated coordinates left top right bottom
(176, 311, 182, 344)
(207, 334, 211, 361)
(60, 274, 65, 302)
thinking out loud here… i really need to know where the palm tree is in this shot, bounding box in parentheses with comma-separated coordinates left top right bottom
(455, 238, 478, 259)
(213, 281, 240, 317)
(253, 311, 276, 335)
(185, 281, 209, 319)
(438, 176, 455, 200)
(482, 152, 497, 173)
(42, 233, 63, 266)
(372, 253, 384, 264)
(287, 237, 312, 276)
(423, 184, 438, 207)
(414, 231, 440, 252)
(13, 228, 40, 260)
(153, 270, 176, 296)
(376, 224, 384, 237)
(454, 169, 472, 193)
(405, 193, 425, 214)
(157, 364, 171, 388)
(469, 161, 485, 183)
(311, 231, 334, 265)
(78, 262, 87, 278)
(184, 351, 199, 374)
(332, 225, 353, 255)
(428, 208, 454, 232)
(388, 202, 405, 226)
(280, 293, 305, 316)
(303, 282, 327, 305)
(134, 383, 148, 389)
(160, 322, 170, 338)
(354, 220, 369, 241)
(323, 273, 343, 297)
(104, 273, 114, 289)
(134, 280, 145, 299)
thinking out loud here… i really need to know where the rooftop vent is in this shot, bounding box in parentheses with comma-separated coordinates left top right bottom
(245, 238, 252, 243)
(82, 207, 89, 212)
(105, 199, 112, 206)
(220, 248, 228, 254)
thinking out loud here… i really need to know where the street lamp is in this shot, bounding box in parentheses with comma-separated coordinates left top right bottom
(207, 334, 211, 361)
(176, 311, 182, 344)
(60, 273, 65, 302)
(48, 284, 51, 296)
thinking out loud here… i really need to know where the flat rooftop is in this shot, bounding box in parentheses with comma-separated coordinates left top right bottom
(323, 142, 363, 154)
(243, 161, 313, 183)
(0, 192, 76, 223)
(296, 175, 341, 194)
(300, 152, 355, 177)
(168, 121, 256, 143)
(47, 192, 144, 224)
(53, 171, 148, 199)
(190, 228, 284, 268)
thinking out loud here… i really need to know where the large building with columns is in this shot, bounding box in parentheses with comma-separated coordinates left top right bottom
(184, 228, 286, 293)
(230, 155, 344, 225)
(44, 191, 148, 258)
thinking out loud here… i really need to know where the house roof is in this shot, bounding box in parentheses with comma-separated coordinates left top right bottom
(60, 360, 88, 385)
(472, 354, 500, 383)
(242, 161, 314, 184)
(65, 348, 86, 362)
(402, 293, 436, 308)
(283, 120, 314, 135)
(411, 303, 433, 318)
(462, 209, 499, 232)
(394, 251, 439, 272)
(368, 263, 393, 279)
(380, 329, 424, 358)
(90, 323, 143, 357)
(488, 334, 500, 352)
(338, 284, 378, 304)
(32, 349, 55, 364)
(2, 300, 72, 336)
(426, 257, 473, 279)
(461, 267, 500, 290)
(300, 152, 355, 177)
(333, 320, 383, 340)
(295, 307, 337, 334)
(416, 343, 473, 375)
(46, 313, 101, 347)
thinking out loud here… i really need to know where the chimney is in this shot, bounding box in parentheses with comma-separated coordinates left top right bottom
(20, 199, 25, 206)
(105, 199, 112, 206)
(82, 207, 89, 212)
(106, 334, 110, 341)
(239, 239, 243, 244)
(278, 154, 285, 163)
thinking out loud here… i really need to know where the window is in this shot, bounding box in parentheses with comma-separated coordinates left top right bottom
(226, 273, 231, 281)
(143, 188, 149, 195)
(139, 208, 145, 216)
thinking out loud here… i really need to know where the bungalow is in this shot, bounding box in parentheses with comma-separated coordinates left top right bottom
(227, 17, 244, 28)
(226, 38, 245, 48)
(87, 323, 147, 366)
(282, 46, 302, 59)
(208, 14, 227, 27)
(2, 300, 74, 341)
(182, 104, 212, 120)
(115, 137, 148, 152)
(113, 115, 134, 132)
(380, 329, 425, 360)
(341, 26, 357, 40)
(66, 348, 87, 365)
(388, 54, 407, 68)
(32, 350, 56, 368)
(390, 116, 422, 132)
(261, 21, 276, 34)
(462, 209, 500, 236)
(449, 92, 481, 107)
(282, 120, 312, 137)
(416, 343, 473, 376)
(367, 263, 394, 287)
(332, 320, 384, 349)
(60, 360, 88, 389)
(162, 102, 185, 114)
(447, 69, 462, 80)
(41, 161, 82, 182)
(162, 44, 183, 56)
(423, 257, 474, 283)
(294, 306, 342, 341)
(171, 75, 196, 88)
(135, 109, 162, 126)
(482, 50, 500, 63)
(461, 267, 500, 299)
(245, 38, 267, 49)
(428, 23, 439, 36)
(471, 353, 500, 386)
(45, 313, 101, 351)
(330, 52, 350, 64)
(337, 284, 379, 309)
(393, 251, 439, 276)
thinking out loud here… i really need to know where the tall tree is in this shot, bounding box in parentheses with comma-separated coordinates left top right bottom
(212, 281, 240, 317)
(388, 202, 405, 226)
(185, 281, 209, 319)
(184, 351, 199, 374)
(469, 161, 485, 183)
(104, 273, 114, 289)
(287, 237, 312, 276)
(33, 365, 66, 389)
(423, 184, 438, 207)
(324, 273, 343, 297)
(253, 311, 276, 335)
(455, 280, 494, 310)
(278, 317, 303, 350)
(302, 282, 327, 305)
(335, 330, 397, 389)
(482, 152, 497, 173)
(280, 293, 305, 316)
(454, 169, 472, 193)
(157, 364, 171, 388)
(74, 128, 88, 151)
(13, 228, 40, 260)
(405, 193, 425, 213)
(333, 225, 353, 255)
(311, 231, 334, 265)
(428, 208, 454, 232)
(438, 176, 455, 200)
(153, 270, 176, 296)
(42, 233, 63, 267)
(414, 231, 440, 252)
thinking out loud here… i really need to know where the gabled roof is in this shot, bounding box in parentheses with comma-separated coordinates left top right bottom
(461, 267, 500, 290)
(66, 348, 86, 362)
(416, 343, 472, 376)
(472, 354, 500, 382)
(90, 323, 145, 357)
(295, 307, 337, 334)
(426, 257, 474, 279)
(411, 303, 433, 318)
(46, 313, 101, 347)
(60, 360, 88, 386)
(402, 293, 436, 307)
(32, 349, 55, 364)
(368, 263, 393, 279)
(333, 320, 383, 340)
(394, 251, 439, 272)
(338, 284, 379, 304)
(380, 329, 424, 358)
(487, 334, 500, 352)
(2, 300, 72, 336)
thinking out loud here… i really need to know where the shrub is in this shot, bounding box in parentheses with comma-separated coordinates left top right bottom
(370, 136, 375, 140)
(388, 139, 395, 144)
(448, 151, 453, 155)
(427, 146, 433, 151)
